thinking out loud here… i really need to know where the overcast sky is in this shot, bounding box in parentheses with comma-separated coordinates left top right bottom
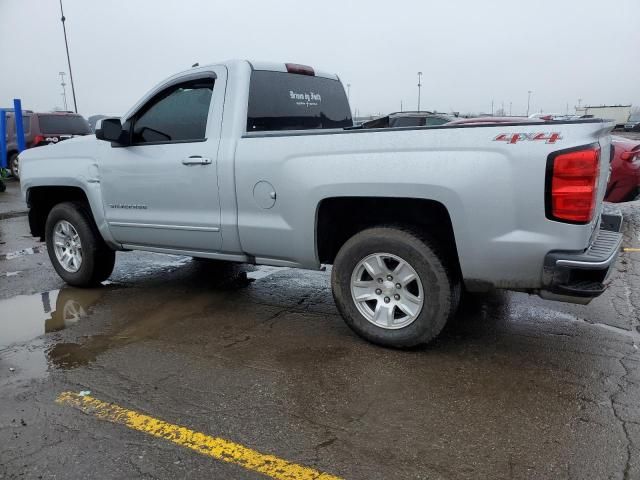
(1, 0, 639, 118)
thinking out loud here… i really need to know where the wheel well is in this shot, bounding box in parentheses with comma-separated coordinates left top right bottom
(316, 197, 460, 269)
(27, 186, 91, 239)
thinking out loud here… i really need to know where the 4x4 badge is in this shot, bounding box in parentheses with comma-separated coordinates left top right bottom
(494, 132, 562, 144)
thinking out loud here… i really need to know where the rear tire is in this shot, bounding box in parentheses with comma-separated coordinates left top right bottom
(9, 152, 19, 179)
(45, 202, 115, 287)
(331, 226, 460, 348)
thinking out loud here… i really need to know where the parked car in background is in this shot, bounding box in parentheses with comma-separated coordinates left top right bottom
(446, 116, 537, 126)
(361, 111, 456, 129)
(606, 136, 640, 202)
(624, 112, 640, 132)
(5, 111, 91, 179)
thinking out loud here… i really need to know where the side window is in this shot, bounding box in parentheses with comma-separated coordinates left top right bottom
(22, 116, 31, 134)
(391, 117, 425, 128)
(425, 116, 449, 126)
(132, 78, 214, 144)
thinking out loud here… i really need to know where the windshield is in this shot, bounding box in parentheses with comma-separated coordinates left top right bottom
(629, 113, 640, 122)
(38, 115, 91, 135)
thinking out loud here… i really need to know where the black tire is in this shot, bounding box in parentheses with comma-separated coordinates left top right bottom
(45, 202, 116, 287)
(9, 152, 19, 179)
(0, 180, 5, 193)
(331, 226, 460, 348)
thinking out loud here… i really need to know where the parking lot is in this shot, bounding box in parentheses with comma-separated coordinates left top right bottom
(0, 175, 638, 479)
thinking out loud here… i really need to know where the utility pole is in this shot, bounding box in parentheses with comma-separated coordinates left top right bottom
(509, 101, 512, 116)
(59, 0, 78, 113)
(59, 72, 68, 111)
(400, 100, 403, 112)
(417, 72, 422, 112)
(526, 90, 532, 117)
(491, 100, 494, 116)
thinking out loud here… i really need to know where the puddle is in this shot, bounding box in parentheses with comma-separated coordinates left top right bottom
(0, 286, 108, 350)
(0, 246, 46, 260)
(0, 264, 300, 378)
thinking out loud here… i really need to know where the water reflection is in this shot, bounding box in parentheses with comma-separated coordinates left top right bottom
(0, 287, 108, 350)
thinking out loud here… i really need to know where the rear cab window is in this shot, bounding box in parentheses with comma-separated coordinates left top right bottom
(38, 115, 91, 135)
(247, 70, 352, 132)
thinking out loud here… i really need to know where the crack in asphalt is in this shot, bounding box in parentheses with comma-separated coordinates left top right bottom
(611, 356, 634, 480)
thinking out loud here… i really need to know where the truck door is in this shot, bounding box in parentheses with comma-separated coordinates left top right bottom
(99, 67, 226, 252)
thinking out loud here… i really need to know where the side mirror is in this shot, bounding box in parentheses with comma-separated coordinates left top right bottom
(95, 118, 129, 145)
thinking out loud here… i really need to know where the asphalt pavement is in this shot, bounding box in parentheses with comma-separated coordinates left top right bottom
(1, 200, 639, 479)
(0, 179, 28, 220)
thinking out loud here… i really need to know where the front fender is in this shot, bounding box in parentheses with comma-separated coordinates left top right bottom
(20, 144, 119, 249)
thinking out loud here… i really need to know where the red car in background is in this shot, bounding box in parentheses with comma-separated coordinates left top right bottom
(446, 117, 640, 203)
(606, 136, 640, 202)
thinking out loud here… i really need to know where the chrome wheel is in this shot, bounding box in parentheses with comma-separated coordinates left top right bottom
(350, 252, 424, 329)
(53, 220, 83, 273)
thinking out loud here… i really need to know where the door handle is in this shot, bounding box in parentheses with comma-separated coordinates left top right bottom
(182, 156, 212, 165)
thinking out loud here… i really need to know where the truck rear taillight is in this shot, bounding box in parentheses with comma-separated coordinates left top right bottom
(546, 145, 600, 224)
(33, 135, 45, 146)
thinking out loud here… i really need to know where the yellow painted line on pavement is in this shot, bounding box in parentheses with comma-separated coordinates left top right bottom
(56, 392, 342, 480)
(624, 248, 640, 252)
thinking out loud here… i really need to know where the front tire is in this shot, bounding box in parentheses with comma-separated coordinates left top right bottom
(331, 227, 460, 348)
(45, 202, 115, 286)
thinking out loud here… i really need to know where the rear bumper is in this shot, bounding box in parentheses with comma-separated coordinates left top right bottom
(540, 209, 623, 304)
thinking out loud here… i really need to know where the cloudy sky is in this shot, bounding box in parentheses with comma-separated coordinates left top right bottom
(1, 0, 639, 118)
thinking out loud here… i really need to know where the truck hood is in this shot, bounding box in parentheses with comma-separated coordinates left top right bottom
(20, 134, 99, 162)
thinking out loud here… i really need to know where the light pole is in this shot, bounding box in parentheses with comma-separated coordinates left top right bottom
(417, 72, 422, 112)
(59, 0, 78, 113)
(59, 72, 68, 111)
(509, 101, 512, 116)
(526, 90, 532, 117)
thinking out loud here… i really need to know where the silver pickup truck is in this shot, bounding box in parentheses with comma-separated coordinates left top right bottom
(20, 59, 623, 348)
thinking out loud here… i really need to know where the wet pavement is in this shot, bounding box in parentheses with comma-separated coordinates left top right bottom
(0, 179, 28, 220)
(1, 203, 640, 479)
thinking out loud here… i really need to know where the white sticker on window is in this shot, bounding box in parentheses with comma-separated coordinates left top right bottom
(289, 91, 322, 107)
